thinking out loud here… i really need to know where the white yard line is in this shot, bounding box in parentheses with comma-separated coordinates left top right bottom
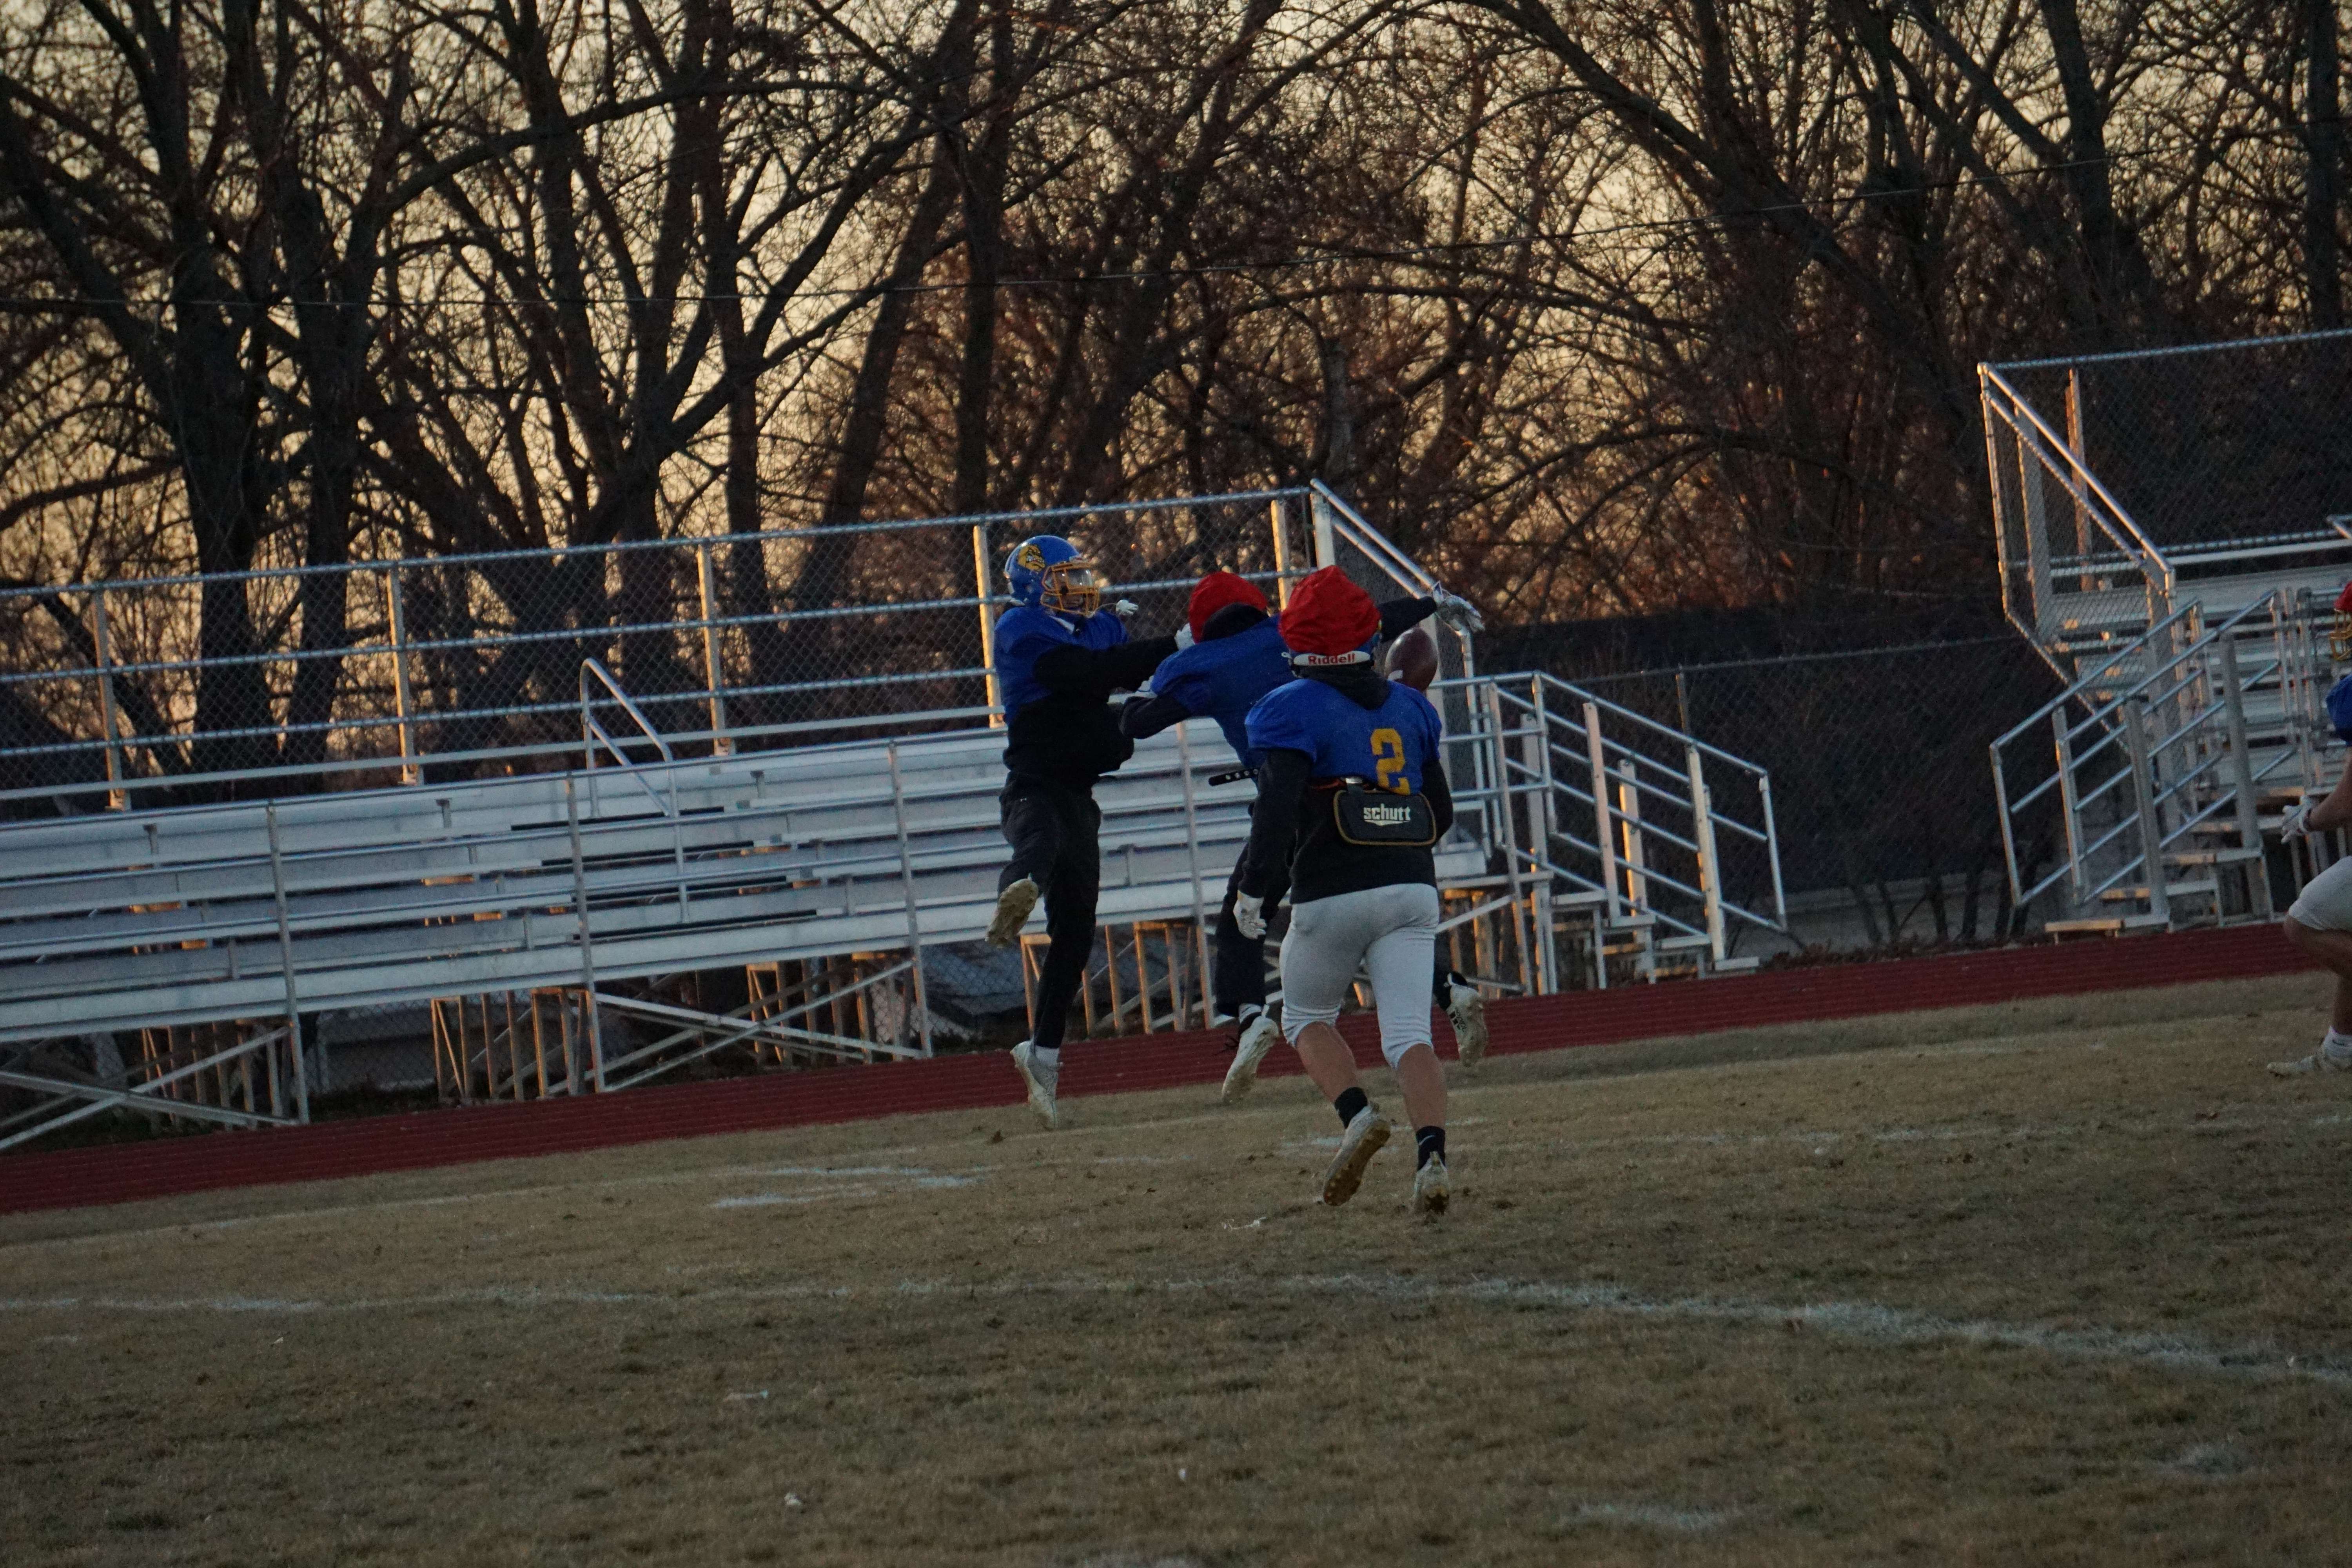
(5, 1270, 2346, 1389)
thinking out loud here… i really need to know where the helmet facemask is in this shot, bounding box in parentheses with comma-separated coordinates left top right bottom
(1042, 561, 1100, 617)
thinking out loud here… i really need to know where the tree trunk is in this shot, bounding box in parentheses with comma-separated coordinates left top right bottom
(2308, 0, 2345, 329)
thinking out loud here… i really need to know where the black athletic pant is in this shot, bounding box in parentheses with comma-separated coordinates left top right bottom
(999, 776, 1102, 1054)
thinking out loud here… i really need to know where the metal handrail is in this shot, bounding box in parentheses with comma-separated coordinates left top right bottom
(1311, 480, 1440, 594)
(1981, 363, 2171, 581)
(1993, 600, 2204, 751)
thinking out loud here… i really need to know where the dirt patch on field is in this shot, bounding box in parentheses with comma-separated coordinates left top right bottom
(4, 971, 2348, 1564)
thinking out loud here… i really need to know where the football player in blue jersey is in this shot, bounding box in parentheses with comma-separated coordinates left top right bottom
(985, 535, 1185, 1128)
(2271, 582, 2352, 1076)
(1230, 566, 1460, 1214)
(1120, 569, 1487, 1098)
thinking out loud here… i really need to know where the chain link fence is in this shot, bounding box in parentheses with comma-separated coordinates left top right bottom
(1993, 330, 2352, 558)
(1492, 627, 2066, 947)
(0, 491, 1302, 813)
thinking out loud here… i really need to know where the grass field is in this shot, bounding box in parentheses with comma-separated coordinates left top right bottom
(7, 970, 2352, 1565)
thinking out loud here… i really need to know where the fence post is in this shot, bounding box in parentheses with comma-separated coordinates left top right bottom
(89, 587, 127, 810)
(1484, 684, 1534, 993)
(1524, 679, 1557, 994)
(1176, 719, 1212, 1026)
(1307, 486, 1337, 569)
(696, 542, 732, 755)
(1617, 760, 1648, 913)
(1686, 743, 1726, 964)
(2218, 632, 2272, 920)
(1269, 496, 1296, 607)
(886, 741, 935, 1056)
(2125, 696, 2171, 926)
(384, 567, 421, 786)
(1756, 771, 1788, 928)
(1583, 700, 1621, 924)
(265, 803, 310, 1122)
(2018, 428, 2054, 640)
(2065, 366, 2092, 559)
(973, 523, 1002, 726)
(565, 775, 607, 1091)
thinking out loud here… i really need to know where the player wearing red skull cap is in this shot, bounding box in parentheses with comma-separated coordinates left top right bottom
(1118, 569, 1488, 1096)
(2270, 581, 2352, 1076)
(1232, 566, 1461, 1214)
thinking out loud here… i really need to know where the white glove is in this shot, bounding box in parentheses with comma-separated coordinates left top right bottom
(2283, 800, 2318, 837)
(1111, 598, 1140, 620)
(1232, 891, 1266, 940)
(1172, 624, 1194, 650)
(1430, 584, 1483, 633)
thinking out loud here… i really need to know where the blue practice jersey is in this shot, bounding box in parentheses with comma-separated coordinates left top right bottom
(1245, 677, 1444, 795)
(2329, 673, 2352, 742)
(1148, 619, 1292, 764)
(994, 604, 1129, 717)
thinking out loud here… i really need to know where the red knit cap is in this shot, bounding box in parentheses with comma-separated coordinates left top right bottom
(1187, 570, 1269, 642)
(2336, 581, 2352, 615)
(1279, 566, 1380, 661)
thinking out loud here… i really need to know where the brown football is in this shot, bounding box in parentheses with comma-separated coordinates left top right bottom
(1386, 625, 1440, 691)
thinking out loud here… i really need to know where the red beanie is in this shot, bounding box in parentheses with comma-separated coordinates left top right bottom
(1279, 566, 1380, 661)
(1187, 570, 1269, 642)
(2336, 582, 2352, 615)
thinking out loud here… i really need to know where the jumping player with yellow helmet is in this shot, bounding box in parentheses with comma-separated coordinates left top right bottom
(985, 535, 1184, 1127)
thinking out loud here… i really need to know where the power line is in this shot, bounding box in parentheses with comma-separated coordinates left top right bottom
(0, 154, 2140, 315)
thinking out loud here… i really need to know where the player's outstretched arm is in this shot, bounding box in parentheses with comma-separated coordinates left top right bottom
(1033, 635, 1178, 699)
(1377, 596, 1436, 641)
(1120, 688, 1193, 739)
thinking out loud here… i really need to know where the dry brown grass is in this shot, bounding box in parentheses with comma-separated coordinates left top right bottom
(7, 972, 2352, 1565)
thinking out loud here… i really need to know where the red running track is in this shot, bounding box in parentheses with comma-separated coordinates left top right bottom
(0, 924, 2308, 1216)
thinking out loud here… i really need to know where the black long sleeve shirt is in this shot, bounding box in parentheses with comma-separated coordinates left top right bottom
(1004, 635, 1178, 788)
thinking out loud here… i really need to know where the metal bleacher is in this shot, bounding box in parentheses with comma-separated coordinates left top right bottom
(1982, 333, 2352, 931)
(0, 485, 1786, 1150)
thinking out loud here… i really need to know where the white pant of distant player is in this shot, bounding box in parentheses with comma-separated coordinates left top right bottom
(1278, 882, 1441, 1067)
(2289, 855, 2352, 932)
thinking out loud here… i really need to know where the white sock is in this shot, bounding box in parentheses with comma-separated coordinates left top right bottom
(2324, 1030, 2352, 1060)
(1033, 1045, 1060, 1069)
(1238, 1004, 1263, 1025)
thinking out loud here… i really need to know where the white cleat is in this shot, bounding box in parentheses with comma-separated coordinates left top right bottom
(1010, 1039, 1059, 1128)
(986, 877, 1040, 947)
(1221, 1011, 1281, 1103)
(2267, 1048, 2352, 1078)
(1413, 1155, 1450, 1217)
(1446, 973, 1488, 1070)
(1320, 1106, 1392, 1207)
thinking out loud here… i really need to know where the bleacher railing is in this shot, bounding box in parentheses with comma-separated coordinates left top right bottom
(1989, 590, 2313, 923)
(1983, 332, 2352, 665)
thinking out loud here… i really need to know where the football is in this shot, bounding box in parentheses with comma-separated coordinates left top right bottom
(1385, 624, 1440, 690)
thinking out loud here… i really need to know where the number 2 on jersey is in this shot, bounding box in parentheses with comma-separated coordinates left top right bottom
(1370, 727, 1408, 793)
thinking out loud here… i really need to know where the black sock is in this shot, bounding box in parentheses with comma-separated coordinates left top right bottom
(1416, 1126, 1446, 1168)
(1333, 1087, 1369, 1129)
